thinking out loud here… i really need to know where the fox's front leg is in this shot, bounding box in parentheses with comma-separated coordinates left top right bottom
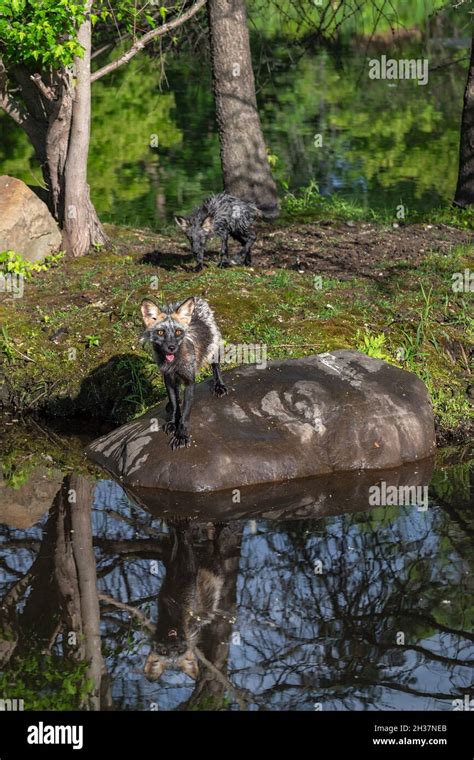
(170, 381, 194, 450)
(163, 374, 180, 435)
(211, 362, 228, 397)
(217, 234, 230, 268)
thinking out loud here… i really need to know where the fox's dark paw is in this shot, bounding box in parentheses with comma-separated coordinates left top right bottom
(217, 259, 231, 269)
(163, 421, 176, 435)
(194, 263, 204, 273)
(169, 429, 191, 450)
(213, 382, 228, 398)
(230, 256, 244, 267)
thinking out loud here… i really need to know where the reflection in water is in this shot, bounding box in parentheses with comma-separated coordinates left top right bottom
(0, 456, 472, 711)
(0, 36, 467, 226)
(144, 521, 225, 683)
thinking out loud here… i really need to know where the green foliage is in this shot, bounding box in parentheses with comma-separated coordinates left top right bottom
(1, 452, 37, 488)
(282, 181, 378, 222)
(0, 250, 65, 278)
(85, 334, 100, 348)
(0, 1, 177, 68)
(0, 325, 15, 361)
(0, 0, 87, 67)
(0, 652, 92, 710)
(355, 330, 392, 361)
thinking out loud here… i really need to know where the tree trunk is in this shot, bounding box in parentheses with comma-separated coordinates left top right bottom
(68, 474, 104, 710)
(454, 34, 474, 207)
(207, 0, 279, 218)
(63, 6, 108, 256)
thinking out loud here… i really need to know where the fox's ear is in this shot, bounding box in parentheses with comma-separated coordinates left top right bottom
(141, 299, 164, 328)
(179, 650, 199, 680)
(201, 215, 213, 233)
(175, 215, 190, 231)
(172, 297, 195, 326)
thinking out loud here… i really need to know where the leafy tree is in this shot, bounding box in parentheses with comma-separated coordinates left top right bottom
(0, 0, 206, 256)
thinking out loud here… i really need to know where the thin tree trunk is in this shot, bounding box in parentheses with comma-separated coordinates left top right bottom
(63, 4, 108, 255)
(207, 0, 279, 218)
(69, 474, 104, 710)
(454, 34, 474, 207)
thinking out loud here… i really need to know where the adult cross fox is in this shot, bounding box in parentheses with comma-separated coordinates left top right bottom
(140, 296, 228, 450)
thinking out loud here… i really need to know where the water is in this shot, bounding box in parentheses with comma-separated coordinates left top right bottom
(0, 36, 468, 228)
(0, 423, 472, 711)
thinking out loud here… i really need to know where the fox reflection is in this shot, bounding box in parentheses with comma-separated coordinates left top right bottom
(144, 521, 224, 681)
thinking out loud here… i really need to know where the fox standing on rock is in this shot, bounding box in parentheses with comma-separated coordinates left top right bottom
(140, 296, 228, 450)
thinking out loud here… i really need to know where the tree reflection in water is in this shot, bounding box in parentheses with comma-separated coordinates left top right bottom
(0, 474, 472, 711)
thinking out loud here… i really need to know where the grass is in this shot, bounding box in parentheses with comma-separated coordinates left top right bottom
(280, 181, 474, 230)
(0, 226, 472, 442)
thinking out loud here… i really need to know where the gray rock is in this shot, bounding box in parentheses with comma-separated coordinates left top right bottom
(86, 350, 436, 495)
(0, 175, 62, 262)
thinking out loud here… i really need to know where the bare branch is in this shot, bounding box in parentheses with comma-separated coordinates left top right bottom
(194, 646, 251, 711)
(30, 73, 55, 101)
(91, 0, 207, 83)
(0, 89, 28, 125)
(98, 592, 156, 632)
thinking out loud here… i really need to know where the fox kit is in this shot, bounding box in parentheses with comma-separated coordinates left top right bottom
(144, 522, 225, 682)
(140, 296, 228, 450)
(175, 192, 260, 271)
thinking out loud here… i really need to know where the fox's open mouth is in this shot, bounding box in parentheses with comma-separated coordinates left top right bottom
(165, 353, 175, 363)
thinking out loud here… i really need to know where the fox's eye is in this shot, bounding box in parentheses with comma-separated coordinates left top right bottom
(175, 329, 183, 336)
(156, 329, 164, 336)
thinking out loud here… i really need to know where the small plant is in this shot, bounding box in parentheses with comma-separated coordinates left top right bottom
(267, 149, 279, 168)
(268, 270, 293, 289)
(0, 325, 15, 361)
(355, 330, 390, 360)
(85, 334, 100, 348)
(0, 250, 65, 278)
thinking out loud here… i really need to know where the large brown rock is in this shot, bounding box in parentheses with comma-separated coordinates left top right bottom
(86, 350, 436, 494)
(0, 176, 61, 262)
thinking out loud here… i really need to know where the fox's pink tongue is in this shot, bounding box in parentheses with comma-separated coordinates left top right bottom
(165, 353, 175, 363)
